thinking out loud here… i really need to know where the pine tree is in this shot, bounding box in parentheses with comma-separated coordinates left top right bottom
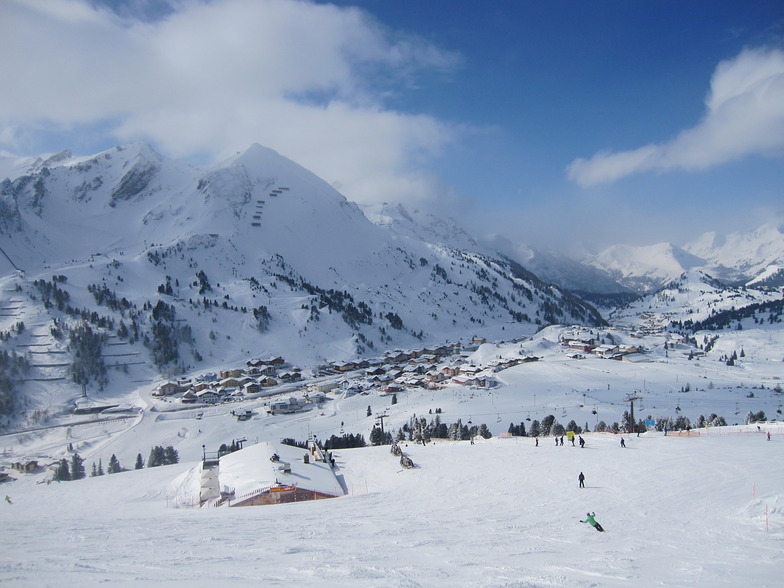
(55, 458, 71, 481)
(90, 462, 98, 477)
(391, 393, 397, 405)
(369, 425, 385, 446)
(366, 405, 372, 417)
(70, 453, 86, 480)
(97, 459, 104, 476)
(135, 453, 144, 469)
(148, 446, 163, 467)
(107, 454, 121, 474)
(163, 445, 179, 465)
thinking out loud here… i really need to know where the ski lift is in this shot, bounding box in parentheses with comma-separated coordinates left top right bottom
(496, 413, 502, 423)
(467, 416, 473, 425)
(675, 405, 681, 413)
(735, 403, 740, 416)
(561, 408, 567, 418)
(591, 407, 597, 415)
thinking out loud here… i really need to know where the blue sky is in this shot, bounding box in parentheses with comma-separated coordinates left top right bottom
(2, 0, 783, 254)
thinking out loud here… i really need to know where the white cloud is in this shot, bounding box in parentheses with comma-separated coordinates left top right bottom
(567, 47, 784, 187)
(0, 0, 459, 205)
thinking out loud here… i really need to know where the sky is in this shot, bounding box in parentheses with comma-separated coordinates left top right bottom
(1, 0, 783, 255)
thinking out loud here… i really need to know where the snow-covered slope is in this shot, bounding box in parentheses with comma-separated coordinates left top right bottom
(589, 242, 706, 293)
(685, 223, 784, 282)
(588, 225, 784, 293)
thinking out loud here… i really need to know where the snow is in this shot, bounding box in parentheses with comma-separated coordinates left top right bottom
(2, 323, 784, 585)
(1, 427, 782, 586)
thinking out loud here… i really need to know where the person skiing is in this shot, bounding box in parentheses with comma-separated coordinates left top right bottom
(4, 495, 11, 504)
(580, 511, 604, 532)
(578, 472, 585, 488)
(620, 437, 626, 448)
(579, 436, 585, 448)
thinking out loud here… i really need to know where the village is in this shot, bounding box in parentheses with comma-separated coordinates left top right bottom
(149, 337, 551, 418)
(150, 324, 666, 425)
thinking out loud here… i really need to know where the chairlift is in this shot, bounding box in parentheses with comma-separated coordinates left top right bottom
(591, 407, 597, 415)
(735, 403, 740, 416)
(496, 413, 502, 423)
(675, 405, 681, 413)
(561, 408, 567, 418)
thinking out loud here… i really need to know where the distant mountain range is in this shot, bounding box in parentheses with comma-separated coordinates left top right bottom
(583, 224, 784, 293)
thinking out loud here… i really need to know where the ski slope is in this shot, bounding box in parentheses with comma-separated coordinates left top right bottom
(1, 425, 782, 586)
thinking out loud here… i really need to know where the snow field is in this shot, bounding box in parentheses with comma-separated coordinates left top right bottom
(1, 429, 781, 587)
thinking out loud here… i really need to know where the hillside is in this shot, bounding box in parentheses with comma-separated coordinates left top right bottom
(0, 143, 605, 427)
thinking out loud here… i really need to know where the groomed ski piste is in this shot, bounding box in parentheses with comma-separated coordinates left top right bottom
(0, 425, 781, 586)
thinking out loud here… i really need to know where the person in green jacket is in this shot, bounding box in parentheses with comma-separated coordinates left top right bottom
(580, 512, 604, 532)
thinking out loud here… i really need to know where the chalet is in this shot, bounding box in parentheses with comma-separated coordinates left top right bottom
(217, 441, 344, 507)
(476, 377, 498, 388)
(217, 377, 240, 388)
(219, 369, 245, 379)
(268, 397, 308, 415)
(593, 344, 619, 358)
(196, 389, 220, 403)
(155, 381, 184, 396)
(333, 362, 357, 373)
(259, 377, 278, 387)
(243, 382, 261, 395)
(568, 341, 594, 353)
(386, 351, 412, 363)
(452, 376, 477, 386)
(278, 371, 302, 382)
(181, 389, 198, 403)
(304, 391, 326, 404)
(442, 365, 461, 377)
(426, 371, 447, 383)
(311, 381, 339, 393)
(12, 460, 38, 473)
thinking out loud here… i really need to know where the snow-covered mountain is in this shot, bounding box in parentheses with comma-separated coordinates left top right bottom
(587, 225, 784, 293)
(0, 143, 605, 421)
(484, 235, 633, 295)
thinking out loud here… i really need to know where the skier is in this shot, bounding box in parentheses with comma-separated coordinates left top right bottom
(620, 437, 626, 448)
(579, 436, 585, 448)
(578, 472, 585, 488)
(767, 432, 771, 441)
(580, 511, 604, 532)
(535, 437, 539, 447)
(4, 495, 11, 504)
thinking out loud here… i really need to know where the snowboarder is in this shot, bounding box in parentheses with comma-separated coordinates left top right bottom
(535, 437, 539, 447)
(620, 437, 626, 448)
(767, 432, 771, 441)
(578, 472, 585, 488)
(4, 495, 11, 504)
(580, 511, 604, 532)
(579, 436, 585, 448)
